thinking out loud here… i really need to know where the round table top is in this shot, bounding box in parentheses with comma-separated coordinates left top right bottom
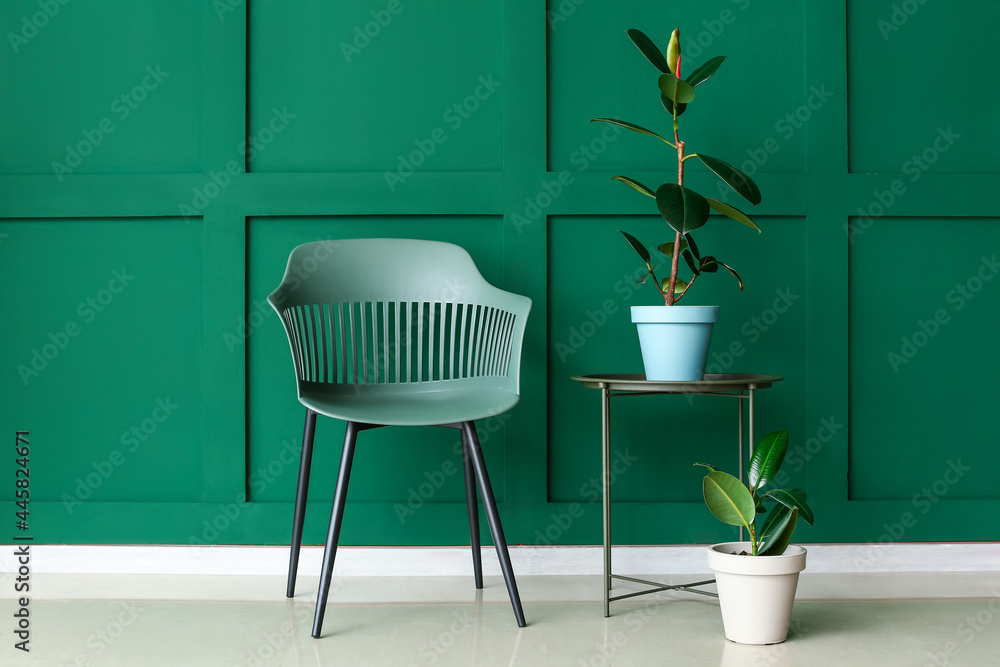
(570, 373, 783, 393)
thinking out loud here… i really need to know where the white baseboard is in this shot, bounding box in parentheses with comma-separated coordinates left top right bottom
(5, 542, 999, 577)
(4, 544, 998, 603)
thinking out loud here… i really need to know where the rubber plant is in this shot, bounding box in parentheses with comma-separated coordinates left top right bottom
(592, 27, 762, 305)
(694, 429, 815, 556)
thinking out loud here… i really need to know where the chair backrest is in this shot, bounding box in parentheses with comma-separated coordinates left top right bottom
(268, 238, 531, 395)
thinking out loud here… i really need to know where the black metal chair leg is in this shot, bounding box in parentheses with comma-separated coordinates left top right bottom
(311, 421, 360, 638)
(461, 428, 484, 589)
(461, 421, 526, 628)
(287, 409, 317, 598)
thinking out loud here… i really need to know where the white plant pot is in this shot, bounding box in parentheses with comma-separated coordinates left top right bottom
(707, 542, 807, 645)
(630, 305, 718, 381)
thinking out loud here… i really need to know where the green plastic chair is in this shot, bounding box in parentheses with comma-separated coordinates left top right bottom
(268, 238, 531, 638)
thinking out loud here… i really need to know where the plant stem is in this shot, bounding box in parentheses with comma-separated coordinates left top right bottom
(665, 135, 685, 306)
(675, 271, 697, 302)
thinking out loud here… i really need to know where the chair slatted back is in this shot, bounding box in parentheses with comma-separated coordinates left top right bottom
(280, 301, 518, 385)
(268, 239, 530, 393)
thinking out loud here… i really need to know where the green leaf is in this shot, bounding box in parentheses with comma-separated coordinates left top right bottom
(699, 256, 719, 273)
(760, 507, 799, 556)
(682, 249, 699, 275)
(757, 504, 791, 552)
(612, 175, 656, 198)
(696, 154, 762, 205)
(748, 429, 789, 493)
(658, 73, 697, 104)
(657, 240, 687, 257)
(636, 269, 652, 285)
(706, 198, 761, 232)
(702, 471, 755, 529)
(627, 29, 669, 73)
(686, 233, 701, 260)
(663, 276, 688, 293)
(660, 94, 687, 117)
(686, 55, 726, 87)
(716, 260, 744, 291)
(619, 230, 651, 263)
(591, 118, 672, 144)
(655, 184, 710, 235)
(762, 488, 814, 526)
(693, 462, 717, 472)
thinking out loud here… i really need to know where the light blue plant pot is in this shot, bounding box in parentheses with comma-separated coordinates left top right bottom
(631, 305, 719, 381)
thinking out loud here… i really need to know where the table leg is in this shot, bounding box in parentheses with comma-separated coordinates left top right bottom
(738, 395, 744, 542)
(601, 383, 612, 618)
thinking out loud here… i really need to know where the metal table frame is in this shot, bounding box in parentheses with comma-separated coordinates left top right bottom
(571, 373, 783, 617)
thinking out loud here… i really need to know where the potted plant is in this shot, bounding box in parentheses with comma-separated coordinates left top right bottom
(592, 26, 762, 381)
(694, 429, 815, 645)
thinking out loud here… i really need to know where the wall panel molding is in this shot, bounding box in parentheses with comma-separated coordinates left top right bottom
(1, 0, 996, 547)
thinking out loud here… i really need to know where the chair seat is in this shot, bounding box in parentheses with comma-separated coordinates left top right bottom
(298, 385, 520, 426)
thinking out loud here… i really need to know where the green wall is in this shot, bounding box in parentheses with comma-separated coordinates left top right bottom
(2, 0, 999, 548)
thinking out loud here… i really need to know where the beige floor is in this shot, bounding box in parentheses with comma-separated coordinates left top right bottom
(6, 573, 1000, 666)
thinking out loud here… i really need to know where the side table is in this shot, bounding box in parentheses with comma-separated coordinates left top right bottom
(570, 373, 783, 617)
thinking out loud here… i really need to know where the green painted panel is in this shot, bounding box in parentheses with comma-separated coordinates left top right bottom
(0, 0, 204, 175)
(248, 0, 503, 173)
(847, 0, 1000, 173)
(848, 216, 1000, 500)
(0, 218, 207, 510)
(245, 216, 509, 507)
(547, 215, 808, 502)
(549, 0, 807, 174)
(0, 0, 997, 548)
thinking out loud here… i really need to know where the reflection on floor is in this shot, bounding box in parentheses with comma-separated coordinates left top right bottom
(6, 572, 1000, 666)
